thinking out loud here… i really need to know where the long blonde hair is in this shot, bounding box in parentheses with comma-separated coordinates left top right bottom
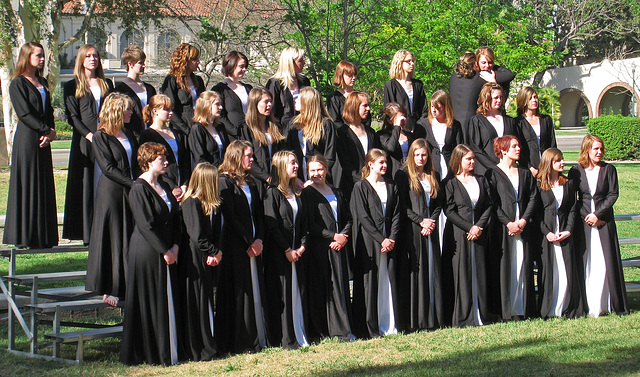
(192, 91, 220, 126)
(219, 139, 254, 186)
(245, 88, 285, 146)
(537, 148, 568, 191)
(271, 47, 305, 89)
(404, 139, 438, 198)
(578, 134, 605, 168)
(142, 94, 173, 126)
(183, 162, 222, 215)
(428, 90, 454, 128)
(389, 49, 414, 80)
(270, 150, 300, 197)
(73, 44, 109, 99)
(99, 93, 133, 136)
(361, 148, 387, 179)
(293, 87, 328, 145)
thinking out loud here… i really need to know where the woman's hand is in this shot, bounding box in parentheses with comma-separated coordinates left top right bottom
(330, 233, 348, 251)
(556, 231, 571, 242)
(206, 251, 223, 266)
(85, 132, 93, 142)
(247, 239, 263, 257)
(585, 213, 601, 226)
(285, 249, 298, 262)
(163, 250, 176, 265)
(529, 166, 539, 177)
(479, 70, 496, 83)
(506, 221, 522, 236)
(467, 225, 483, 241)
(381, 238, 395, 253)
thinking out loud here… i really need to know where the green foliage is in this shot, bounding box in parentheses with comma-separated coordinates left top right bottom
(587, 115, 640, 160)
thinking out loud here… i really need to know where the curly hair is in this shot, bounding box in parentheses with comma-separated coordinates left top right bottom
(389, 49, 414, 80)
(168, 43, 200, 92)
(477, 82, 504, 116)
(454, 51, 476, 78)
(137, 142, 167, 172)
(99, 93, 133, 136)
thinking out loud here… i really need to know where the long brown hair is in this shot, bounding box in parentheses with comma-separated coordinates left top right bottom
(219, 139, 254, 186)
(245, 88, 285, 146)
(168, 43, 200, 92)
(293, 87, 329, 145)
(342, 91, 369, 125)
(361, 148, 387, 179)
(477, 82, 504, 115)
(13, 42, 44, 80)
(99, 93, 133, 136)
(449, 144, 473, 175)
(73, 44, 109, 99)
(516, 86, 540, 117)
(270, 150, 300, 197)
(428, 90, 454, 128)
(537, 148, 568, 191)
(578, 134, 605, 168)
(404, 139, 438, 198)
(183, 162, 222, 215)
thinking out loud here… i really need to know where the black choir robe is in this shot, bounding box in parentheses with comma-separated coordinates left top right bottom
(265, 75, 311, 136)
(448, 66, 515, 128)
(211, 81, 252, 141)
(160, 74, 205, 136)
(383, 79, 428, 139)
(338, 123, 378, 198)
(350, 179, 401, 338)
(325, 90, 372, 127)
(86, 129, 139, 299)
(63, 77, 113, 244)
(286, 119, 338, 185)
(568, 163, 629, 315)
(376, 126, 417, 181)
(537, 179, 586, 319)
(239, 124, 286, 199)
(263, 187, 308, 349)
(301, 185, 353, 341)
(216, 175, 270, 353)
(516, 114, 557, 170)
(466, 113, 520, 175)
(179, 197, 222, 361)
(113, 80, 157, 138)
(423, 119, 464, 178)
(394, 169, 444, 330)
(120, 178, 182, 366)
(485, 166, 539, 320)
(139, 128, 191, 189)
(443, 175, 493, 327)
(188, 122, 229, 167)
(3, 75, 58, 248)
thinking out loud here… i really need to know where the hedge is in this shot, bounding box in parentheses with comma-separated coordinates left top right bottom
(587, 115, 640, 160)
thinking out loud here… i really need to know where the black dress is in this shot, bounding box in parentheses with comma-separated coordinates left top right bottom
(443, 175, 493, 327)
(265, 75, 310, 135)
(3, 76, 58, 248)
(63, 78, 114, 243)
(423, 119, 464, 178)
(263, 188, 309, 349)
(139, 128, 191, 190)
(179, 197, 222, 361)
(301, 185, 353, 341)
(286, 120, 338, 185)
(350, 179, 401, 338)
(113, 80, 157, 139)
(120, 178, 181, 366)
(211, 81, 252, 141)
(394, 169, 444, 330)
(383, 79, 428, 139)
(325, 90, 372, 127)
(188, 122, 229, 167)
(376, 126, 416, 181)
(338, 123, 378, 198)
(160, 74, 205, 137)
(537, 180, 586, 319)
(516, 114, 557, 170)
(448, 66, 515, 128)
(569, 164, 629, 316)
(86, 130, 139, 299)
(465, 113, 519, 175)
(485, 166, 539, 320)
(216, 175, 269, 353)
(239, 125, 286, 198)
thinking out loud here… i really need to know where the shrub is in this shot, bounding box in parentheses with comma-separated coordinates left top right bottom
(587, 115, 640, 160)
(55, 121, 73, 140)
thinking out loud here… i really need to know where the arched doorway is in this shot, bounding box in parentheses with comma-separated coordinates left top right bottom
(559, 88, 592, 128)
(596, 82, 639, 117)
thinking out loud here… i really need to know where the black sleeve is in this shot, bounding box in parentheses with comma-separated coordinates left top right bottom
(129, 183, 172, 255)
(183, 198, 219, 257)
(9, 78, 52, 135)
(93, 132, 134, 187)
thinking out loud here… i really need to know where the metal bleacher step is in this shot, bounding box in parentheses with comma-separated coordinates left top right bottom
(26, 299, 123, 314)
(28, 286, 95, 300)
(626, 284, 640, 292)
(5, 271, 87, 285)
(44, 326, 124, 344)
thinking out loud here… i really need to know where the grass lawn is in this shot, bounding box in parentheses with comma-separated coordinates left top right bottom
(51, 140, 71, 150)
(0, 168, 67, 216)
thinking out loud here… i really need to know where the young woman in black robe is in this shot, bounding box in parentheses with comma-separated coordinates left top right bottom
(569, 135, 629, 317)
(160, 43, 205, 137)
(263, 151, 309, 349)
(188, 91, 229, 167)
(120, 142, 181, 366)
(140, 94, 191, 202)
(485, 135, 539, 320)
(63, 44, 113, 244)
(515, 86, 557, 176)
(302, 154, 353, 341)
(383, 49, 427, 139)
(211, 51, 252, 141)
(216, 140, 269, 353)
(338, 91, 378, 198)
(266, 47, 310, 135)
(537, 148, 586, 319)
(113, 46, 156, 139)
(424, 90, 464, 179)
(466, 82, 520, 175)
(377, 102, 415, 181)
(394, 139, 444, 331)
(286, 87, 338, 185)
(87, 93, 139, 307)
(179, 162, 223, 361)
(443, 144, 493, 327)
(350, 149, 401, 338)
(325, 61, 371, 128)
(3, 42, 58, 249)
(240, 87, 287, 198)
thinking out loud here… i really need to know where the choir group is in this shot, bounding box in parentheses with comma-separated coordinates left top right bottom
(4, 41, 630, 366)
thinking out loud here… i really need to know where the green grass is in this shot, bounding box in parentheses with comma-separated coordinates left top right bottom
(0, 169, 67, 216)
(51, 140, 71, 149)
